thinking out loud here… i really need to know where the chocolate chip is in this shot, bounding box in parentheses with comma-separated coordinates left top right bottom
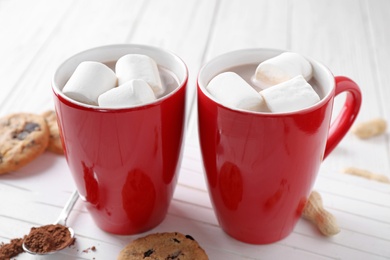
(185, 235, 194, 241)
(0, 154, 3, 163)
(143, 249, 154, 258)
(173, 238, 180, 243)
(24, 122, 40, 133)
(12, 123, 40, 140)
(14, 131, 29, 140)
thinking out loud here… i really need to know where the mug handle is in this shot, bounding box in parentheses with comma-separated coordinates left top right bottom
(323, 76, 362, 159)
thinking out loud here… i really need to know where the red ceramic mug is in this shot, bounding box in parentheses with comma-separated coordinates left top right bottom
(52, 44, 188, 234)
(197, 49, 361, 244)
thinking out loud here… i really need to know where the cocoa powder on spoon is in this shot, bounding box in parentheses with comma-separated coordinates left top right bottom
(0, 237, 25, 259)
(23, 224, 75, 254)
(0, 224, 75, 258)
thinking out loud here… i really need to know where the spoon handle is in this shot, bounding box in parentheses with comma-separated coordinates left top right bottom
(55, 190, 79, 226)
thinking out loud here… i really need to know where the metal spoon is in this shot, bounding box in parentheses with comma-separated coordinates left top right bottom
(22, 190, 79, 255)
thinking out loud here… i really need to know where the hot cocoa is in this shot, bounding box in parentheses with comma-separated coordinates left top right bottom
(224, 63, 325, 98)
(62, 55, 180, 108)
(206, 52, 325, 113)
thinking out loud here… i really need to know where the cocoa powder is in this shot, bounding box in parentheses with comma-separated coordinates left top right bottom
(0, 237, 24, 259)
(23, 224, 75, 254)
(0, 224, 75, 258)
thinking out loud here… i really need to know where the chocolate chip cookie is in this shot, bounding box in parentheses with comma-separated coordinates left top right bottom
(0, 113, 49, 174)
(42, 110, 64, 154)
(117, 232, 208, 260)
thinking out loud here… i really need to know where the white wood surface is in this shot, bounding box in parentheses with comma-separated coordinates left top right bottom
(1, 0, 389, 259)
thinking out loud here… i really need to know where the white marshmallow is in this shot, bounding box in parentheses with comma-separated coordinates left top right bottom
(207, 72, 267, 112)
(260, 75, 320, 113)
(62, 61, 117, 105)
(98, 79, 156, 108)
(254, 52, 313, 88)
(115, 54, 163, 96)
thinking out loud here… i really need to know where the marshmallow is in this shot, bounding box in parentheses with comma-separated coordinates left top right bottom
(62, 61, 117, 105)
(254, 52, 313, 88)
(207, 72, 267, 112)
(115, 54, 163, 96)
(260, 75, 320, 113)
(98, 79, 156, 108)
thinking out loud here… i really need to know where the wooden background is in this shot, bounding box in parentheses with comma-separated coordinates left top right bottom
(0, 0, 389, 259)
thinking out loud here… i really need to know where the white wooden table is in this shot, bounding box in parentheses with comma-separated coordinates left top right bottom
(1, 0, 389, 259)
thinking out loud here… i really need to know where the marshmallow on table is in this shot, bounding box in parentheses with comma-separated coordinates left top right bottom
(260, 75, 320, 113)
(115, 54, 164, 96)
(62, 61, 117, 105)
(254, 52, 313, 88)
(98, 79, 156, 108)
(207, 72, 267, 112)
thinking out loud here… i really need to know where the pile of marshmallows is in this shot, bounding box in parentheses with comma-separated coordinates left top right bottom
(62, 54, 163, 108)
(207, 52, 320, 113)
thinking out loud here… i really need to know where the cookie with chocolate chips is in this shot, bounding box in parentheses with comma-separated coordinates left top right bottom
(42, 110, 64, 154)
(117, 232, 208, 260)
(0, 113, 49, 174)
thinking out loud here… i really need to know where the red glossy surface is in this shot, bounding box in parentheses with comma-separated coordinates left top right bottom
(198, 73, 361, 244)
(52, 45, 187, 235)
(324, 76, 362, 158)
(54, 85, 186, 234)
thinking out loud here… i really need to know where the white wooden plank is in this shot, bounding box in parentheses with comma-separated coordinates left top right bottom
(0, 152, 75, 193)
(0, 0, 77, 116)
(186, 0, 290, 140)
(362, 0, 390, 121)
(318, 170, 390, 193)
(128, 0, 219, 134)
(364, 0, 390, 174)
(290, 0, 390, 179)
(179, 132, 390, 259)
(0, 0, 147, 116)
(1, 1, 390, 259)
(315, 174, 390, 207)
(204, 0, 290, 59)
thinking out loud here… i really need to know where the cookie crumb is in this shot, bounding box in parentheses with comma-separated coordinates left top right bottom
(83, 246, 97, 253)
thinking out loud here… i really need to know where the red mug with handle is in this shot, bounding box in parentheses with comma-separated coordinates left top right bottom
(197, 49, 361, 244)
(52, 44, 188, 235)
